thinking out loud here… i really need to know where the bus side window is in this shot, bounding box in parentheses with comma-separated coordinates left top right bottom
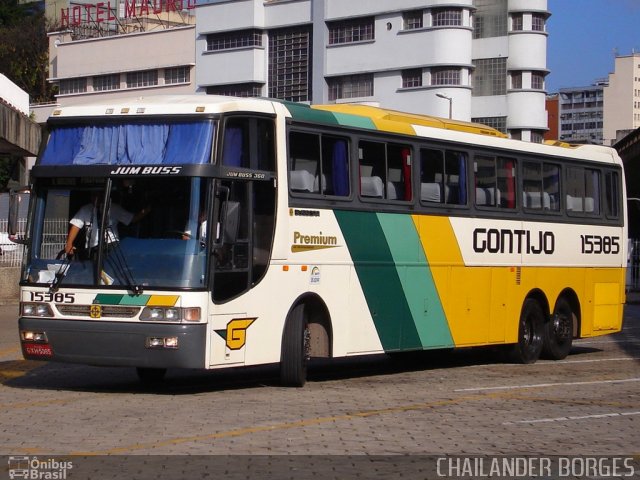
(359, 141, 411, 201)
(359, 141, 386, 198)
(566, 166, 600, 215)
(421, 149, 467, 205)
(289, 132, 320, 193)
(605, 171, 620, 218)
(474, 155, 516, 209)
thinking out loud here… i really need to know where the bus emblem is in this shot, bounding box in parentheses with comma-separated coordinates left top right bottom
(90, 304, 102, 319)
(215, 318, 256, 350)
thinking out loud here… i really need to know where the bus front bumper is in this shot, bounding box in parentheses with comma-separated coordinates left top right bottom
(18, 317, 206, 369)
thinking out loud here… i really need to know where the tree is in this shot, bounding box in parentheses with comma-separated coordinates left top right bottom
(0, 0, 56, 102)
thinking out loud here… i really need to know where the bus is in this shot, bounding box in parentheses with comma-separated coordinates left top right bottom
(10, 95, 627, 386)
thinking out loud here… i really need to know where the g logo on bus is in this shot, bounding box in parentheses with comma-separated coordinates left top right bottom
(90, 304, 102, 319)
(215, 318, 256, 350)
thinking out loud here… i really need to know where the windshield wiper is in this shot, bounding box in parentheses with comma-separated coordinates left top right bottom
(102, 226, 143, 294)
(49, 250, 72, 293)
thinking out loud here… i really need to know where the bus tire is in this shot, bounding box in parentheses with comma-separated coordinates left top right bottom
(136, 367, 167, 384)
(280, 303, 309, 387)
(542, 297, 574, 360)
(510, 299, 544, 364)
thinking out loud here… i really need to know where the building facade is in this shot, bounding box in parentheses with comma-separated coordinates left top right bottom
(196, 0, 549, 141)
(39, 0, 549, 142)
(556, 81, 606, 144)
(603, 52, 640, 146)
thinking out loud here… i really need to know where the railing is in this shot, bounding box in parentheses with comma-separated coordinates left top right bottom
(0, 218, 26, 267)
(628, 239, 640, 292)
(0, 218, 68, 268)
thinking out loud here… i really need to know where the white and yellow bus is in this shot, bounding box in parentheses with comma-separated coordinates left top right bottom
(12, 95, 626, 386)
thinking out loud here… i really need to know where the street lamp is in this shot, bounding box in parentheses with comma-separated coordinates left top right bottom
(436, 93, 452, 119)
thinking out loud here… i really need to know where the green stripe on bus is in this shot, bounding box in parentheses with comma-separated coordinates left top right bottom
(331, 112, 377, 130)
(281, 102, 341, 125)
(335, 210, 422, 351)
(93, 294, 150, 306)
(376, 214, 454, 349)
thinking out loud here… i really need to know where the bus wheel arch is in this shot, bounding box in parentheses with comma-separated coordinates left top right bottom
(542, 289, 580, 360)
(510, 292, 546, 364)
(280, 294, 333, 387)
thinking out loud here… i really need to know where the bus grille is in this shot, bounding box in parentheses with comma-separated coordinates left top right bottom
(56, 304, 140, 318)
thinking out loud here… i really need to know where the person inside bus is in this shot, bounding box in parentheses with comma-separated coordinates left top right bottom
(64, 192, 150, 258)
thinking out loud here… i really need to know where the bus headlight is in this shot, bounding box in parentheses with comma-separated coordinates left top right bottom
(139, 307, 201, 323)
(21, 302, 54, 317)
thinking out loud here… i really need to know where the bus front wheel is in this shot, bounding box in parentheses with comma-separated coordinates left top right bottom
(510, 299, 544, 364)
(542, 297, 574, 360)
(280, 303, 309, 387)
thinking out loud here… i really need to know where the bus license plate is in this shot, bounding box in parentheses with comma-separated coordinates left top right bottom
(23, 343, 53, 357)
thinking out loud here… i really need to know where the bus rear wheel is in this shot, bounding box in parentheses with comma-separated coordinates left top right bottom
(280, 303, 310, 387)
(542, 297, 574, 360)
(510, 299, 544, 364)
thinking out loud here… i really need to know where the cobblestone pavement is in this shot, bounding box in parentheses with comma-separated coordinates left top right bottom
(0, 303, 638, 478)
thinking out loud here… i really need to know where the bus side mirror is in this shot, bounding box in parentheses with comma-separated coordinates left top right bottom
(8, 187, 29, 244)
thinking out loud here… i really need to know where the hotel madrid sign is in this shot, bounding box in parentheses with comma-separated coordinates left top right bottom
(61, 0, 197, 28)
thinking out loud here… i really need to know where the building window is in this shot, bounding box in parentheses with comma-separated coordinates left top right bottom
(328, 17, 374, 45)
(93, 74, 120, 92)
(472, 116, 507, 133)
(473, 58, 507, 96)
(511, 13, 523, 31)
(432, 68, 461, 86)
(532, 14, 546, 31)
(59, 77, 87, 95)
(327, 74, 373, 101)
(531, 72, 545, 90)
(511, 72, 522, 89)
(165, 67, 190, 85)
(206, 83, 263, 97)
(432, 8, 462, 27)
(126, 70, 158, 88)
(402, 69, 422, 88)
(268, 26, 312, 102)
(473, 0, 508, 39)
(206, 29, 262, 51)
(403, 10, 423, 30)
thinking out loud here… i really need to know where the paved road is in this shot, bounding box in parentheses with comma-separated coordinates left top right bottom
(0, 303, 638, 478)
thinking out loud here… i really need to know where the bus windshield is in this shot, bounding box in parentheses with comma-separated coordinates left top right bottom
(24, 176, 211, 289)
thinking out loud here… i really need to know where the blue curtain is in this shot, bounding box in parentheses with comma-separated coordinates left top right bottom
(332, 140, 349, 196)
(40, 121, 214, 166)
(221, 127, 244, 167)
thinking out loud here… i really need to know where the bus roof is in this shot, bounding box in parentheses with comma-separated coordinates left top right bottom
(47, 95, 621, 166)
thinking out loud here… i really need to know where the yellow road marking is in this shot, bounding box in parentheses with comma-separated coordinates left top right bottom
(0, 360, 43, 384)
(0, 346, 21, 357)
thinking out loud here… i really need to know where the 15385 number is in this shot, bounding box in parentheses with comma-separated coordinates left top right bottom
(580, 235, 620, 254)
(28, 292, 75, 303)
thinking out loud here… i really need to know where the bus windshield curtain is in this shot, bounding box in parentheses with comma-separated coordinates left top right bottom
(40, 122, 214, 165)
(332, 140, 349, 196)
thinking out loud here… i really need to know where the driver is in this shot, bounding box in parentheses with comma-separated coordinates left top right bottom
(64, 192, 150, 256)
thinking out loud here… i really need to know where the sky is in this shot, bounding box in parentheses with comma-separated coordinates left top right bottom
(546, 0, 640, 92)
